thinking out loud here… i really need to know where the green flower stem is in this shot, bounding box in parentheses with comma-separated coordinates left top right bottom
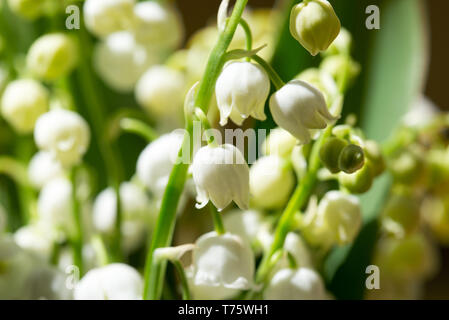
(75, 26, 124, 260)
(239, 18, 252, 61)
(70, 165, 84, 276)
(92, 235, 110, 266)
(0, 156, 30, 188)
(210, 204, 226, 235)
(173, 260, 191, 300)
(251, 55, 285, 90)
(120, 118, 159, 142)
(256, 125, 333, 283)
(143, 0, 249, 300)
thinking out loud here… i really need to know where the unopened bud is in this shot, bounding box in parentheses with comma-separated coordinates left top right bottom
(319, 137, 348, 173)
(338, 144, 364, 174)
(339, 162, 374, 194)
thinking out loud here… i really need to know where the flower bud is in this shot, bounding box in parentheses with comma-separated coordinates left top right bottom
(319, 137, 347, 173)
(94, 31, 158, 92)
(93, 182, 152, 252)
(272, 232, 314, 271)
(13, 224, 54, 260)
(7, 0, 45, 20)
(34, 109, 90, 167)
(215, 61, 270, 126)
(136, 131, 184, 198)
(320, 55, 360, 86)
(135, 65, 185, 119)
(364, 140, 385, 177)
(133, 1, 183, 50)
(264, 268, 328, 300)
(338, 162, 374, 194)
(289, 0, 341, 56)
(191, 232, 255, 292)
(381, 193, 420, 237)
(338, 144, 365, 174)
(28, 151, 65, 189)
(323, 27, 352, 56)
(74, 263, 142, 300)
(223, 209, 263, 247)
(192, 144, 249, 211)
(262, 127, 298, 158)
(249, 155, 295, 209)
(388, 149, 422, 184)
(421, 195, 449, 245)
(1, 79, 49, 133)
(269, 80, 337, 144)
(27, 33, 78, 81)
(83, 0, 135, 38)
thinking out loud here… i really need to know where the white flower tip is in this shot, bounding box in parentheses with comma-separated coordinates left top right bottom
(154, 244, 195, 262)
(217, 0, 230, 32)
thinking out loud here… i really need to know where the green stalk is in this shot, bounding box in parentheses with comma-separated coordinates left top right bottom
(70, 166, 84, 276)
(120, 118, 159, 142)
(251, 55, 285, 90)
(173, 260, 191, 300)
(210, 204, 226, 235)
(256, 126, 332, 283)
(142, 0, 249, 300)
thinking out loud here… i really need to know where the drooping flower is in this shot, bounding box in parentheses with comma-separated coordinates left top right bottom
(74, 263, 143, 300)
(223, 209, 264, 247)
(190, 232, 255, 293)
(13, 224, 55, 260)
(34, 109, 90, 167)
(215, 61, 270, 126)
(269, 80, 337, 144)
(191, 144, 249, 211)
(289, 0, 340, 56)
(1, 79, 49, 133)
(28, 151, 65, 189)
(83, 0, 135, 38)
(27, 33, 78, 81)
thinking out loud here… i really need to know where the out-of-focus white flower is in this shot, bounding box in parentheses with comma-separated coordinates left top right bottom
(93, 182, 153, 252)
(301, 191, 361, 247)
(402, 96, 439, 128)
(93, 31, 159, 92)
(135, 65, 185, 119)
(25, 264, 73, 300)
(264, 267, 329, 300)
(186, 266, 239, 300)
(83, 0, 135, 38)
(215, 61, 270, 126)
(136, 131, 184, 198)
(13, 224, 55, 260)
(34, 109, 90, 167)
(223, 209, 263, 247)
(7, 0, 45, 20)
(289, 0, 340, 56)
(283, 232, 314, 269)
(37, 177, 74, 234)
(320, 55, 360, 85)
(74, 263, 142, 300)
(133, 1, 183, 50)
(28, 151, 65, 189)
(295, 68, 339, 106)
(250, 155, 294, 209)
(262, 127, 297, 158)
(191, 144, 249, 211)
(324, 27, 352, 56)
(269, 80, 337, 144)
(27, 33, 78, 81)
(190, 232, 255, 293)
(1, 79, 48, 133)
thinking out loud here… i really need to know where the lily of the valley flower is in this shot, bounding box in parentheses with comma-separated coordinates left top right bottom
(269, 80, 337, 144)
(34, 109, 90, 167)
(223, 209, 264, 248)
(74, 263, 143, 300)
(215, 61, 270, 126)
(1, 79, 49, 133)
(289, 0, 340, 56)
(262, 127, 298, 158)
(28, 151, 64, 189)
(191, 144, 249, 211)
(190, 232, 255, 293)
(264, 267, 329, 300)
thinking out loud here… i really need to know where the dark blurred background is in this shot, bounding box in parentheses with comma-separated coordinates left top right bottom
(174, 0, 449, 299)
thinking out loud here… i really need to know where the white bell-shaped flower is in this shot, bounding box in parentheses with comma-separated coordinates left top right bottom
(249, 155, 295, 209)
(93, 182, 153, 252)
(83, 0, 135, 38)
(13, 224, 55, 260)
(93, 31, 158, 92)
(34, 109, 90, 167)
(262, 127, 298, 158)
(136, 131, 184, 198)
(1, 79, 48, 133)
(135, 65, 185, 119)
(133, 1, 183, 50)
(191, 144, 249, 211)
(223, 209, 263, 247)
(215, 61, 270, 126)
(269, 80, 337, 144)
(282, 232, 314, 269)
(74, 263, 142, 300)
(302, 191, 361, 247)
(191, 232, 255, 292)
(37, 177, 74, 234)
(264, 267, 329, 300)
(28, 151, 65, 189)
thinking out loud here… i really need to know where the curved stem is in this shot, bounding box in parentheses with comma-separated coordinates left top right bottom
(210, 204, 226, 235)
(239, 18, 252, 61)
(142, 0, 249, 300)
(173, 260, 191, 300)
(120, 118, 159, 142)
(256, 126, 332, 283)
(0, 156, 30, 188)
(251, 55, 285, 90)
